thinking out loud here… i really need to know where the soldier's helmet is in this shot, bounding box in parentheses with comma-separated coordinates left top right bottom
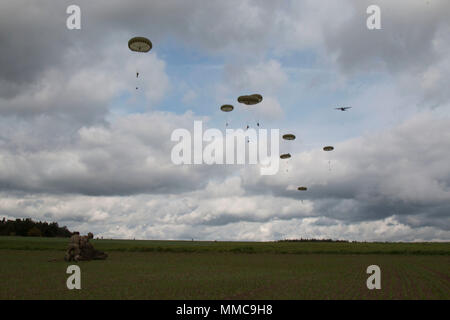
(73, 231, 80, 235)
(88, 232, 94, 239)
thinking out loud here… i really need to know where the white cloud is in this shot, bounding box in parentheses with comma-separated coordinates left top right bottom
(224, 59, 288, 94)
(1, 0, 449, 242)
(1, 111, 449, 241)
(0, 44, 170, 120)
(182, 89, 198, 104)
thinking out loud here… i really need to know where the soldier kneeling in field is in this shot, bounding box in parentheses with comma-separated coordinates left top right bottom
(64, 231, 81, 262)
(65, 232, 108, 261)
(78, 232, 108, 261)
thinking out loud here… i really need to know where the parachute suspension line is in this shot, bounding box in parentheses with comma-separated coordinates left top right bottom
(297, 187, 308, 204)
(220, 104, 234, 130)
(247, 107, 258, 130)
(252, 111, 260, 129)
(237, 94, 263, 131)
(247, 112, 255, 143)
(323, 146, 334, 172)
(285, 156, 291, 173)
(135, 66, 139, 91)
(244, 108, 251, 131)
(282, 134, 295, 175)
(135, 58, 142, 92)
(128, 36, 152, 91)
(136, 67, 140, 90)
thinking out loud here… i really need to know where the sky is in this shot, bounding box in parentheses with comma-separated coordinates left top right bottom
(0, 0, 449, 241)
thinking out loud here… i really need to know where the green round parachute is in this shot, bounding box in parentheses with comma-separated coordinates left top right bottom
(250, 94, 263, 103)
(280, 153, 291, 159)
(237, 94, 263, 105)
(323, 146, 335, 171)
(220, 104, 234, 112)
(128, 37, 152, 88)
(221, 104, 234, 127)
(128, 37, 152, 52)
(282, 134, 296, 141)
(238, 94, 263, 128)
(297, 187, 308, 191)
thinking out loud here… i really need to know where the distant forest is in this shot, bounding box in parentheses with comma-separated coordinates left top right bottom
(278, 239, 350, 243)
(0, 218, 72, 237)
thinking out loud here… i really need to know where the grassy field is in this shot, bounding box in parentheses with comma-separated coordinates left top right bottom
(1, 236, 449, 255)
(0, 237, 449, 299)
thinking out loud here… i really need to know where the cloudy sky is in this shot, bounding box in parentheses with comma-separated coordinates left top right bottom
(1, 0, 449, 241)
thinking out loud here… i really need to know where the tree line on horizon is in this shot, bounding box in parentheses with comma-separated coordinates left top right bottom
(278, 238, 350, 243)
(0, 217, 72, 237)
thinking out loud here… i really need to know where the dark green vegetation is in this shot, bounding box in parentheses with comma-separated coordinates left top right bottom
(0, 237, 449, 299)
(1, 236, 449, 255)
(0, 218, 71, 237)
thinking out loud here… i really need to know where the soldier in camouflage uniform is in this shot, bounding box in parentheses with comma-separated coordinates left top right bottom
(64, 231, 81, 262)
(78, 232, 108, 261)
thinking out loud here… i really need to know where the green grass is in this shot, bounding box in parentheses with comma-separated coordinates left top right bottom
(1, 236, 449, 255)
(0, 237, 449, 299)
(0, 250, 449, 299)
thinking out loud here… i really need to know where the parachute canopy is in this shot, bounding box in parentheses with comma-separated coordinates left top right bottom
(280, 153, 291, 159)
(323, 146, 334, 152)
(282, 134, 296, 141)
(128, 37, 152, 52)
(251, 94, 263, 102)
(297, 187, 308, 191)
(237, 94, 263, 105)
(220, 104, 234, 112)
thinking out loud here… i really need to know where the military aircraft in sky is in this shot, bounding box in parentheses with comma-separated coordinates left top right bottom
(335, 107, 352, 111)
